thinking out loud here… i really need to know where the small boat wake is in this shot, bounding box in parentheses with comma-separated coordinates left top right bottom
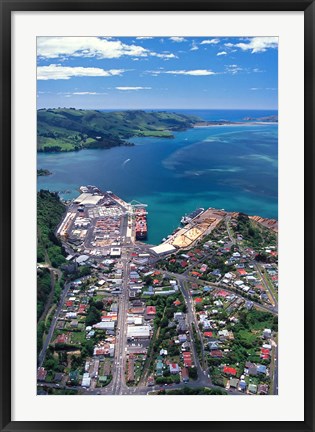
(122, 158, 131, 168)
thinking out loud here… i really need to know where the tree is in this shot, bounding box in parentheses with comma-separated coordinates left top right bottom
(188, 367, 198, 380)
(85, 306, 101, 326)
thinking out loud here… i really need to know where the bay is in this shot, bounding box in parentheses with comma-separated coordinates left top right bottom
(37, 109, 278, 245)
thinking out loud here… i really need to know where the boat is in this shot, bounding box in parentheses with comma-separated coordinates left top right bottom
(135, 208, 148, 240)
(181, 208, 205, 225)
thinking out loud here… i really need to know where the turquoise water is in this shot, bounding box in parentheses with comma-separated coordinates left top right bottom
(37, 110, 278, 245)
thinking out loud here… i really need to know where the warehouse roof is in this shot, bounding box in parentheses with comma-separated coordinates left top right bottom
(150, 244, 176, 256)
(74, 193, 104, 206)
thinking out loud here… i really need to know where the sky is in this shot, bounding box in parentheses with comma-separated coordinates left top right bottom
(37, 36, 278, 110)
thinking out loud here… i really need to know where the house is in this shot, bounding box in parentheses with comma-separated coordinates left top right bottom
(245, 361, 257, 376)
(248, 383, 258, 394)
(181, 341, 190, 352)
(263, 328, 272, 339)
(70, 319, 79, 328)
(258, 384, 269, 395)
(257, 364, 267, 374)
(160, 348, 168, 356)
(237, 269, 247, 276)
(81, 372, 91, 388)
(214, 300, 223, 308)
(194, 297, 203, 304)
(145, 306, 156, 319)
(177, 319, 188, 334)
(178, 334, 187, 344)
(238, 380, 247, 392)
(204, 331, 213, 338)
(169, 363, 180, 374)
(248, 366, 258, 376)
(37, 367, 47, 382)
(208, 341, 220, 351)
(223, 366, 237, 376)
(260, 349, 270, 360)
(55, 333, 69, 345)
(210, 350, 223, 358)
(183, 352, 193, 367)
(229, 378, 239, 388)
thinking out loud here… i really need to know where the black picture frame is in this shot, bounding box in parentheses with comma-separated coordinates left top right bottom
(1, 1, 314, 431)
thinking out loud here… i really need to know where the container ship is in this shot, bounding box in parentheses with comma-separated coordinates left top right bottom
(181, 208, 204, 225)
(135, 208, 148, 240)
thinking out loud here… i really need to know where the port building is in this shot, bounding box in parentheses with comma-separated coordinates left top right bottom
(150, 244, 176, 257)
(74, 193, 104, 206)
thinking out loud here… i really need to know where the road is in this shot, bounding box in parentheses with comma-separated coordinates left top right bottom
(162, 270, 277, 315)
(38, 279, 72, 367)
(110, 248, 130, 395)
(178, 280, 209, 376)
(272, 342, 278, 395)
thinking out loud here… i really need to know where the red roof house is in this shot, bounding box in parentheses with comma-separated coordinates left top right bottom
(183, 352, 193, 367)
(146, 306, 156, 315)
(204, 331, 213, 338)
(237, 269, 247, 276)
(223, 366, 237, 376)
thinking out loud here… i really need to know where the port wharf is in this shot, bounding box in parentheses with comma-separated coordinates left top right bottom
(56, 186, 148, 259)
(56, 185, 278, 261)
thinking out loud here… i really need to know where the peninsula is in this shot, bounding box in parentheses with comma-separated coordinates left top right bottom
(37, 109, 199, 153)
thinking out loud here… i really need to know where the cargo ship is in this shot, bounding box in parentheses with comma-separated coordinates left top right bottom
(135, 208, 148, 240)
(181, 208, 204, 225)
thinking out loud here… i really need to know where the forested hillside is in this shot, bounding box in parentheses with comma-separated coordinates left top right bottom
(37, 190, 66, 320)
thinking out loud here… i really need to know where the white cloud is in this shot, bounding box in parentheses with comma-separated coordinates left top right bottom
(229, 37, 278, 53)
(115, 86, 152, 91)
(136, 37, 153, 40)
(72, 92, 106, 95)
(250, 88, 260, 91)
(225, 64, 243, 75)
(37, 64, 126, 80)
(200, 38, 220, 45)
(152, 52, 177, 59)
(217, 51, 227, 56)
(57, 91, 107, 96)
(224, 43, 234, 48)
(149, 69, 217, 76)
(37, 36, 175, 60)
(169, 37, 186, 42)
(190, 41, 199, 51)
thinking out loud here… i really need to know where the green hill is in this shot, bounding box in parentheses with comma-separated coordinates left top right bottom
(37, 108, 200, 152)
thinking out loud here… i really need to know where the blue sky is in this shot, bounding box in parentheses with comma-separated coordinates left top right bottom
(37, 36, 278, 110)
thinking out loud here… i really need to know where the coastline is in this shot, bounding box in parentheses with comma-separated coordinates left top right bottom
(193, 121, 278, 128)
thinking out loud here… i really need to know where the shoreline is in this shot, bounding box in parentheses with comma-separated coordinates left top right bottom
(193, 121, 278, 128)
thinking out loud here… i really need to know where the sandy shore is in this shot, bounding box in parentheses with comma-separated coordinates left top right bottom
(193, 121, 278, 128)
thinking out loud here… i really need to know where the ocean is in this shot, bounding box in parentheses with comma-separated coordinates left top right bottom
(37, 109, 278, 245)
